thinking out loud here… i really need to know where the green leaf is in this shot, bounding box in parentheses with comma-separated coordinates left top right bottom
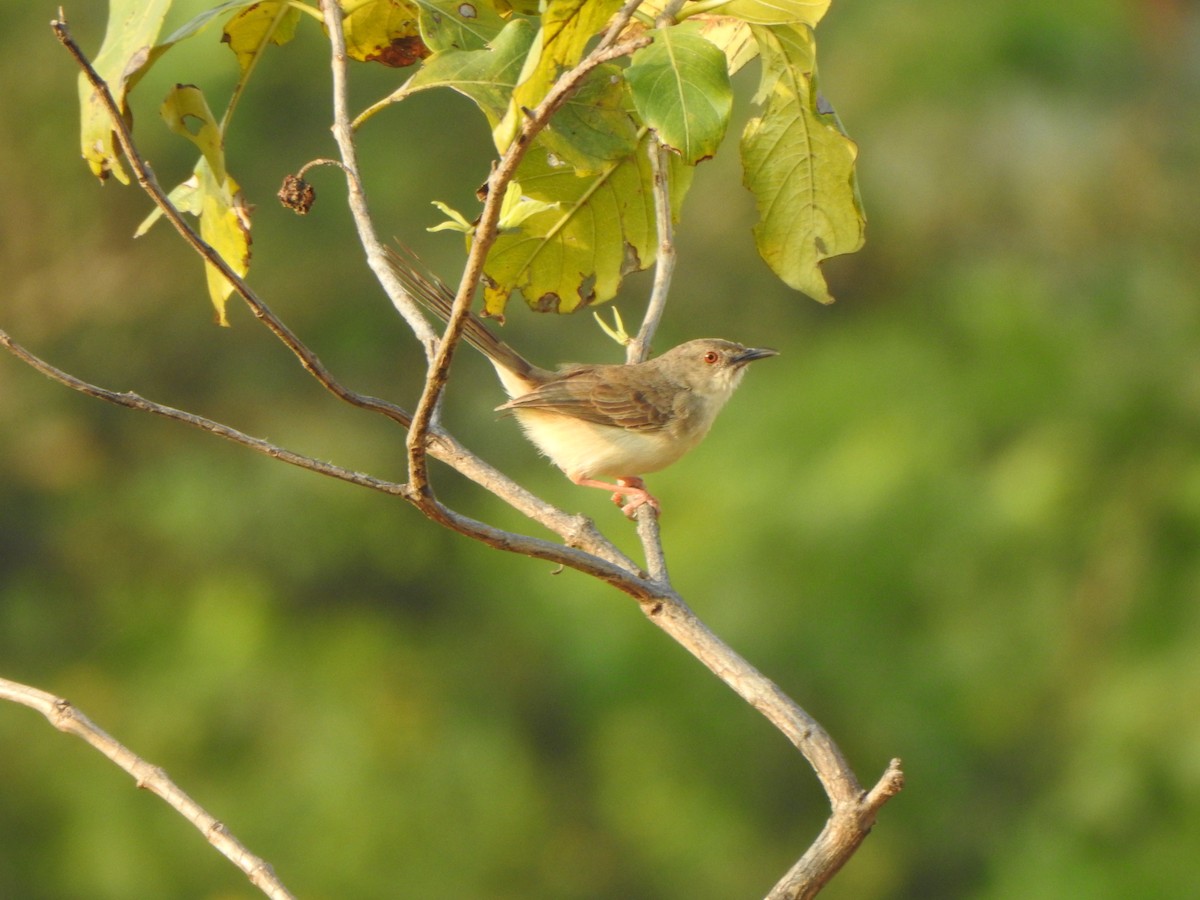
(157, 85, 252, 325)
(222, 2, 302, 74)
(482, 132, 694, 314)
(740, 23, 863, 304)
(77, 0, 172, 183)
(626, 26, 732, 165)
(495, 0, 622, 151)
(538, 63, 640, 176)
(379, 18, 535, 135)
(412, 0, 507, 52)
(342, 0, 430, 67)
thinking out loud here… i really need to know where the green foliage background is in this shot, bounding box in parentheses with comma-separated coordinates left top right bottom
(2, 2, 1199, 897)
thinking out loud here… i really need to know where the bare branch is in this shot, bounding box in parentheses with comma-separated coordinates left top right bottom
(0, 676, 297, 900)
(766, 758, 905, 899)
(0, 327, 643, 580)
(630, 137, 676, 364)
(316, 0, 441, 354)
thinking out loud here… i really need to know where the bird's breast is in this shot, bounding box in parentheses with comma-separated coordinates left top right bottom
(511, 408, 688, 479)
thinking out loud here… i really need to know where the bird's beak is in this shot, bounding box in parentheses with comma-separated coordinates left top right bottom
(732, 347, 779, 366)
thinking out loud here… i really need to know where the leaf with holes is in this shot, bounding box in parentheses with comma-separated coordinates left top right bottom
(482, 132, 693, 315)
(150, 85, 252, 325)
(411, 0, 506, 52)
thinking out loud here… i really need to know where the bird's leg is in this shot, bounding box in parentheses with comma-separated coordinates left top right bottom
(570, 475, 660, 518)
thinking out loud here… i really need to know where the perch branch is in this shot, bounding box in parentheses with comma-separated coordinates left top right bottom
(0, 328, 642, 583)
(0, 676, 296, 900)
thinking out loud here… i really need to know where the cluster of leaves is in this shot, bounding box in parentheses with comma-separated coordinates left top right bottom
(80, 0, 863, 322)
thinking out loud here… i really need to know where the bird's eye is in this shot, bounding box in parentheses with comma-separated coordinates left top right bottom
(703, 350, 720, 365)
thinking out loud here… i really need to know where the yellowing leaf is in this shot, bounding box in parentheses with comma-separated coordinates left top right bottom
(341, 0, 430, 67)
(495, 0, 621, 150)
(77, 0, 172, 183)
(197, 164, 253, 325)
(373, 17, 534, 134)
(222, 2, 302, 74)
(412, 0, 506, 52)
(694, 16, 758, 75)
(697, 0, 829, 26)
(161, 85, 228, 182)
(482, 132, 694, 314)
(155, 86, 253, 325)
(740, 24, 863, 304)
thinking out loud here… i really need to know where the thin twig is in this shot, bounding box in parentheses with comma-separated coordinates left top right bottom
(629, 136, 676, 574)
(0, 676, 297, 900)
(316, 0, 441, 353)
(629, 137, 675, 364)
(0, 329, 409, 496)
(0, 328, 642, 581)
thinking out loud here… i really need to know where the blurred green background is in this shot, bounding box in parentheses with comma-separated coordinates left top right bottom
(3, 2, 1199, 897)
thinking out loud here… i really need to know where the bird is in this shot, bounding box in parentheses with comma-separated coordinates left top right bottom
(386, 248, 778, 516)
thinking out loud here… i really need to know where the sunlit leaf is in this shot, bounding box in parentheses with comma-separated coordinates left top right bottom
(694, 0, 829, 26)
(428, 199, 476, 233)
(538, 63, 639, 175)
(161, 85, 227, 181)
(482, 132, 693, 314)
(382, 18, 535, 134)
(77, 0, 172, 183)
(412, 0, 507, 52)
(694, 16, 758, 75)
(342, 0, 430, 67)
(156, 85, 252, 325)
(495, 0, 622, 150)
(222, 2, 302, 74)
(626, 26, 732, 165)
(740, 24, 863, 304)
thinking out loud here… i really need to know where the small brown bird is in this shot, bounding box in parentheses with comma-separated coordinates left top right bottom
(387, 249, 777, 516)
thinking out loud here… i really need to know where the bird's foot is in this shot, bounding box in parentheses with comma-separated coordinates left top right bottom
(613, 477, 660, 519)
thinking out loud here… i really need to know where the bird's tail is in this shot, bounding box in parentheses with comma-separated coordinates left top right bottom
(383, 246, 535, 379)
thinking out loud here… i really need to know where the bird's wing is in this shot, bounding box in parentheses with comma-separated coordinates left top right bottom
(499, 367, 674, 432)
